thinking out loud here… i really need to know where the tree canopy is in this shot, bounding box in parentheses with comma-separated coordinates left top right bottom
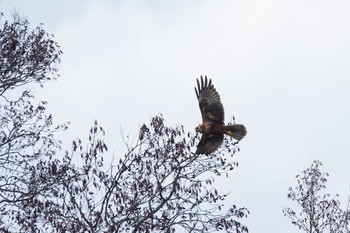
(283, 160, 349, 233)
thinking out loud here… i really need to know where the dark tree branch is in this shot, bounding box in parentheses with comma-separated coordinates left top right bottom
(284, 160, 349, 233)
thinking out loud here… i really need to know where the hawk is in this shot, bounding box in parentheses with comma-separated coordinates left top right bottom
(195, 76, 247, 155)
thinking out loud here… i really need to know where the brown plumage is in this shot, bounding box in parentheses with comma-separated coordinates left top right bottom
(195, 76, 247, 155)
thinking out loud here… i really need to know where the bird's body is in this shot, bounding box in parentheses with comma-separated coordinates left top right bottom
(195, 76, 247, 155)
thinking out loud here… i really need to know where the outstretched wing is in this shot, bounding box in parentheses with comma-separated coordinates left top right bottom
(196, 133, 224, 155)
(195, 76, 224, 124)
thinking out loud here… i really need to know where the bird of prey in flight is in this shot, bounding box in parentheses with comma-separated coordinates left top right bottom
(195, 76, 247, 155)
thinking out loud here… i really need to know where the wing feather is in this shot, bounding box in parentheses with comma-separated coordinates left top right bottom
(196, 133, 224, 155)
(195, 76, 225, 124)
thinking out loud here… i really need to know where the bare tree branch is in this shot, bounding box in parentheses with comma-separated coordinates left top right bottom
(283, 160, 349, 233)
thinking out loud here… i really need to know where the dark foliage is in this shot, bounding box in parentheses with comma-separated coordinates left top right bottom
(0, 12, 61, 95)
(283, 160, 349, 233)
(0, 12, 66, 232)
(30, 115, 248, 232)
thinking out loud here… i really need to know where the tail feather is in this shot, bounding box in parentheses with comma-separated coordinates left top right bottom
(225, 124, 247, 141)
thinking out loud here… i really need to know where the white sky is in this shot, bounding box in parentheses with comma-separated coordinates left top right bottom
(2, 1, 350, 232)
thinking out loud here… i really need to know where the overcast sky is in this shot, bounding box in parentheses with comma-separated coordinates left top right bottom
(2, 1, 350, 232)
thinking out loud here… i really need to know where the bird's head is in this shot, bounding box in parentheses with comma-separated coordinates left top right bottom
(195, 124, 204, 133)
